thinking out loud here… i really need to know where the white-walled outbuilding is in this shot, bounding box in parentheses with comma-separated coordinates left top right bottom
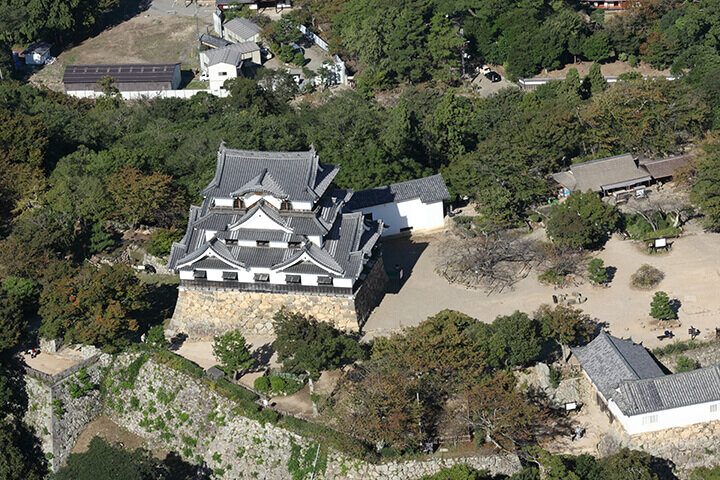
(346, 175, 450, 236)
(572, 332, 720, 435)
(200, 42, 261, 92)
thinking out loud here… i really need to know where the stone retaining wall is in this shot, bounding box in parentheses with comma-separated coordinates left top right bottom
(168, 257, 387, 339)
(24, 355, 109, 471)
(104, 354, 521, 480)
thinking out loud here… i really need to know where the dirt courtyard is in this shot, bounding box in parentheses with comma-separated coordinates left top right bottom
(364, 221, 720, 349)
(31, 14, 209, 91)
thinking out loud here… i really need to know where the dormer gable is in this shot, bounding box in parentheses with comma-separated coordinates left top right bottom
(228, 200, 292, 232)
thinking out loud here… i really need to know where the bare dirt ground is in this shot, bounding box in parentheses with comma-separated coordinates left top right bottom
(364, 220, 720, 350)
(72, 414, 153, 454)
(23, 347, 84, 375)
(533, 60, 671, 79)
(31, 14, 210, 91)
(174, 335, 277, 370)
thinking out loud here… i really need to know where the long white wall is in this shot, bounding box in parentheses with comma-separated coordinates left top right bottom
(67, 89, 230, 99)
(356, 199, 445, 236)
(609, 398, 720, 435)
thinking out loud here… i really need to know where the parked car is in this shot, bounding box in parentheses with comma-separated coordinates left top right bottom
(485, 71, 501, 82)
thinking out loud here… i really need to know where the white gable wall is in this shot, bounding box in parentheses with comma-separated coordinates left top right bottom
(233, 208, 288, 231)
(208, 62, 238, 91)
(356, 198, 445, 236)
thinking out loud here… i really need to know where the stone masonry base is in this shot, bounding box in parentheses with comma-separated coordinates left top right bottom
(168, 256, 386, 339)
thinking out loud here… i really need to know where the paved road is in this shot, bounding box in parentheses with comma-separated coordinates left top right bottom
(147, 0, 215, 20)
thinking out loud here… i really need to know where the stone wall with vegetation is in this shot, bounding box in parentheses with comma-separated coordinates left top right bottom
(24, 355, 109, 471)
(102, 352, 521, 480)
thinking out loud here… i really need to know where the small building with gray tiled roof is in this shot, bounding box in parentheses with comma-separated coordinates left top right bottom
(223, 17, 263, 44)
(552, 153, 652, 196)
(573, 332, 720, 434)
(345, 174, 450, 236)
(199, 42, 262, 91)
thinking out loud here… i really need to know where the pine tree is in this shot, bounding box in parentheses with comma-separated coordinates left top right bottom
(587, 258, 608, 284)
(650, 291, 675, 320)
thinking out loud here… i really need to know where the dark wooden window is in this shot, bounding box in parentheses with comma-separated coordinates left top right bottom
(222, 271, 238, 280)
(254, 273, 270, 282)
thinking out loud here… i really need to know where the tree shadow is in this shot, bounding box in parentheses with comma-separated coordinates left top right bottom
(162, 451, 211, 479)
(669, 298, 682, 318)
(604, 266, 617, 284)
(168, 333, 187, 351)
(251, 342, 274, 371)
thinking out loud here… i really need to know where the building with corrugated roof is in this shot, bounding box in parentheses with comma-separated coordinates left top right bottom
(62, 63, 181, 93)
(572, 332, 720, 434)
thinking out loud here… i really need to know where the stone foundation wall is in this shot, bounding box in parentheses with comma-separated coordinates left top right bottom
(169, 288, 358, 338)
(168, 256, 387, 339)
(24, 355, 109, 471)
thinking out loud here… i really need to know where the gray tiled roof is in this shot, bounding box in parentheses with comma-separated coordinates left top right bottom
(199, 34, 232, 49)
(614, 366, 720, 415)
(168, 146, 384, 282)
(346, 174, 450, 210)
(200, 145, 339, 203)
(204, 42, 259, 67)
(572, 332, 664, 401)
(224, 17, 262, 40)
(552, 153, 651, 193)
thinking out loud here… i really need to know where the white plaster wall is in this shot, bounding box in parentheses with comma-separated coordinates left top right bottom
(243, 194, 282, 209)
(209, 62, 237, 91)
(291, 201, 313, 211)
(357, 199, 445, 236)
(611, 399, 720, 434)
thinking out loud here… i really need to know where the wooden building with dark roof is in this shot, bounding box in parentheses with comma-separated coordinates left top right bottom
(62, 63, 181, 93)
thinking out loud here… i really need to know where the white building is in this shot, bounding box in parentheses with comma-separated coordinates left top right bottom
(23, 42, 52, 65)
(200, 42, 261, 91)
(346, 175, 449, 236)
(223, 17, 262, 44)
(572, 332, 720, 435)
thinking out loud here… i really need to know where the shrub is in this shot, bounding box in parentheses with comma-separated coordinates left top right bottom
(270, 375, 286, 394)
(587, 258, 607, 284)
(630, 264, 664, 289)
(649, 291, 675, 320)
(676, 356, 697, 373)
(292, 52, 305, 67)
(145, 228, 183, 258)
(146, 325, 167, 349)
(254, 376, 270, 394)
(548, 366, 562, 389)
